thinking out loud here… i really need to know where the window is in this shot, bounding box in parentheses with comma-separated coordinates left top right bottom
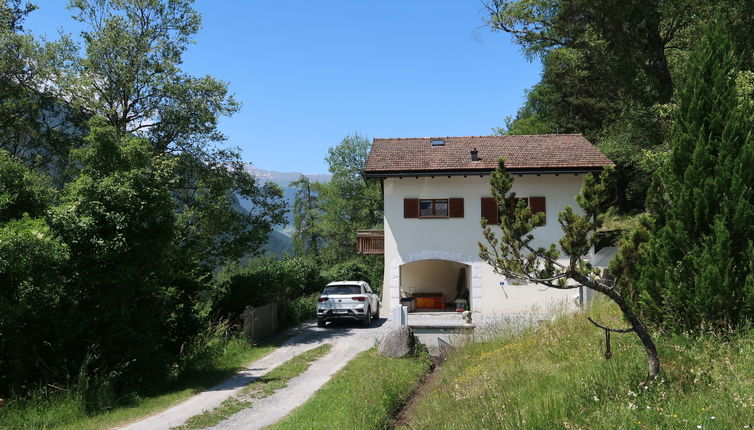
(431, 139, 445, 146)
(405, 198, 464, 218)
(482, 196, 546, 225)
(420, 199, 449, 217)
(323, 285, 362, 295)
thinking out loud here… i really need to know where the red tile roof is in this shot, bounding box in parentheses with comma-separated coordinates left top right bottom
(364, 134, 613, 177)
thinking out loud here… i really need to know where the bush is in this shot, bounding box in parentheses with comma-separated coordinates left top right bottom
(279, 294, 319, 328)
(211, 256, 324, 322)
(321, 260, 372, 287)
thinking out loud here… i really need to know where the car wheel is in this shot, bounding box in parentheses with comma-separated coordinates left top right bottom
(317, 320, 326, 328)
(362, 307, 372, 326)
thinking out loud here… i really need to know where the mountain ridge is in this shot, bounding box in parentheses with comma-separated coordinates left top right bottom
(244, 165, 331, 185)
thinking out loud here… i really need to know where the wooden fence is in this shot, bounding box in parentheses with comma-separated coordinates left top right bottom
(241, 302, 278, 342)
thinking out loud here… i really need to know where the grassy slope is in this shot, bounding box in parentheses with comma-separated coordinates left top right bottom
(401, 301, 754, 430)
(270, 349, 432, 430)
(0, 338, 279, 430)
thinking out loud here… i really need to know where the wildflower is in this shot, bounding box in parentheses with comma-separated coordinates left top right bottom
(593, 396, 599, 402)
(627, 402, 637, 410)
(711, 417, 716, 420)
(697, 426, 702, 429)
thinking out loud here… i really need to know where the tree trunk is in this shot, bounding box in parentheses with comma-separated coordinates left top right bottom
(601, 287, 661, 378)
(572, 271, 661, 378)
(645, 17, 673, 104)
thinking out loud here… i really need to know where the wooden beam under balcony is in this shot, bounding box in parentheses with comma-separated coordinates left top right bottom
(356, 229, 384, 255)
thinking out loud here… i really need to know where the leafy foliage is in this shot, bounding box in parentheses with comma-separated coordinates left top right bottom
(488, 0, 754, 212)
(45, 118, 185, 389)
(211, 256, 324, 321)
(0, 1, 82, 176)
(321, 259, 380, 291)
(301, 133, 382, 264)
(0, 0, 284, 401)
(0, 151, 69, 390)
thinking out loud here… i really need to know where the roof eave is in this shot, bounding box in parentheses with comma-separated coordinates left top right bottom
(363, 166, 609, 179)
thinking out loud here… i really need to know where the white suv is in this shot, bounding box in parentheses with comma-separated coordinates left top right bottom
(316, 281, 380, 327)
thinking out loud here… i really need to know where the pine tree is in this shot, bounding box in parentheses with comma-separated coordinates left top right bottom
(635, 18, 754, 329)
(291, 175, 322, 257)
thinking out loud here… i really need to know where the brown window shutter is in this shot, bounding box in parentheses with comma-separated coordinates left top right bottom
(529, 196, 546, 222)
(404, 198, 419, 218)
(481, 197, 498, 225)
(449, 198, 464, 218)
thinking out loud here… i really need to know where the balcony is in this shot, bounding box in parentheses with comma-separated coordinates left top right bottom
(356, 229, 384, 255)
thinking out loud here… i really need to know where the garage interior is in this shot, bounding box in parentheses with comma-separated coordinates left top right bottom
(399, 259, 471, 312)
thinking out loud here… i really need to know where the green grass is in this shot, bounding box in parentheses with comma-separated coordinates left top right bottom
(0, 337, 281, 430)
(269, 348, 432, 430)
(399, 300, 754, 429)
(174, 343, 333, 430)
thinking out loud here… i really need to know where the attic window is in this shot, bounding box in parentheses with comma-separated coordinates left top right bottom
(430, 139, 445, 147)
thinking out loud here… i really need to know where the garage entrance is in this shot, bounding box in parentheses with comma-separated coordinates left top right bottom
(399, 259, 471, 312)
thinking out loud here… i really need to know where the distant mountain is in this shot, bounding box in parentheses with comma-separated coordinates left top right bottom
(238, 165, 331, 257)
(244, 166, 331, 186)
(264, 229, 295, 256)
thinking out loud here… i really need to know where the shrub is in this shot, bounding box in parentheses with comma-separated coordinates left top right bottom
(279, 293, 319, 329)
(211, 256, 324, 322)
(321, 260, 372, 287)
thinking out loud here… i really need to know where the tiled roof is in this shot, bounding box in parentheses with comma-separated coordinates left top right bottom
(364, 134, 613, 176)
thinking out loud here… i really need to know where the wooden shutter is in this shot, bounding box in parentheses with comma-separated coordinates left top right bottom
(529, 196, 546, 223)
(404, 198, 419, 218)
(481, 197, 498, 225)
(449, 198, 464, 218)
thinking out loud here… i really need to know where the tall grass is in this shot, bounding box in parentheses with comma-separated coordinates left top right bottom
(401, 299, 754, 429)
(0, 321, 279, 430)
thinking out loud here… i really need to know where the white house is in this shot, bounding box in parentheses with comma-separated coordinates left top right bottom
(360, 134, 614, 314)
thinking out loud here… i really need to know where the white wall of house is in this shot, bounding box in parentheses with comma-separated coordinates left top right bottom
(382, 173, 586, 314)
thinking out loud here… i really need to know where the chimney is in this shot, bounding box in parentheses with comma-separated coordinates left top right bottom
(470, 148, 479, 162)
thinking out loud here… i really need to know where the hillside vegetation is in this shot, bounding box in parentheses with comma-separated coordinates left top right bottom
(400, 300, 754, 429)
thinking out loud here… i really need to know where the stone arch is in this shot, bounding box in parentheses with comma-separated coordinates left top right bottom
(388, 250, 482, 312)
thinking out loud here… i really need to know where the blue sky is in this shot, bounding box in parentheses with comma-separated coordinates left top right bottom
(26, 1, 541, 174)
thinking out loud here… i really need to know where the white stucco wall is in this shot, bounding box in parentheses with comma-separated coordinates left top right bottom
(382, 173, 586, 314)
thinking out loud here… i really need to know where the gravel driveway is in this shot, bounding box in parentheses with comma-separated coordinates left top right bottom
(118, 319, 388, 430)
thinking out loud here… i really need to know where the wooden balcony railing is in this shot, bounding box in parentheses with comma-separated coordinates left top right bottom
(356, 229, 384, 254)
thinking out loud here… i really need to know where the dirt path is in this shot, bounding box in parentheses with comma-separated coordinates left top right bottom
(118, 319, 387, 430)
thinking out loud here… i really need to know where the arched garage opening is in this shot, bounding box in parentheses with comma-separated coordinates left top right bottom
(399, 259, 470, 312)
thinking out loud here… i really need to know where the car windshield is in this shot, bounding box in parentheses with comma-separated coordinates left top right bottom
(323, 285, 361, 295)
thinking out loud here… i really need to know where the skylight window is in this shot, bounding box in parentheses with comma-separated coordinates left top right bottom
(431, 139, 445, 147)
